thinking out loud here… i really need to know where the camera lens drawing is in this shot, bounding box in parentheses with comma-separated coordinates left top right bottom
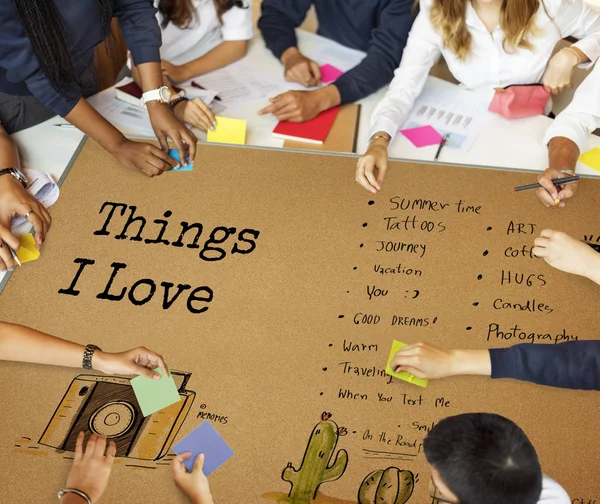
(89, 401, 136, 438)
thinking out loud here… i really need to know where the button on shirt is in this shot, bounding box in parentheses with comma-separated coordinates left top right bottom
(369, 0, 600, 140)
(0, 0, 161, 118)
(544, 59, 600, 153)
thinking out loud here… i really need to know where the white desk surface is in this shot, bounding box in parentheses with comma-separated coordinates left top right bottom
(3, 29, 600, 289)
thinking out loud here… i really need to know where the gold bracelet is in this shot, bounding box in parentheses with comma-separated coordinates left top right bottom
(369, 133, 390, 145)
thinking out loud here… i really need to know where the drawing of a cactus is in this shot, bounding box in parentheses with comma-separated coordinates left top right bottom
(282, 412, 349, 504)
(358, 467, 414, 504)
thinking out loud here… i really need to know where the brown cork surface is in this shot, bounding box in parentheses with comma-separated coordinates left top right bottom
(0, 139, 598, 503)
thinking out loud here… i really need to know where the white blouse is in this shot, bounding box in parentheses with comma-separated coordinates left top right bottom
(156, 0, 253, 64)
(539, 475, 571, 504)
(369, 0, 600, 140)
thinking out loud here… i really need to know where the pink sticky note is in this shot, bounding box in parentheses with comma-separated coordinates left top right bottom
(320, 64, 344, 84)
(400, 125, 443, 148)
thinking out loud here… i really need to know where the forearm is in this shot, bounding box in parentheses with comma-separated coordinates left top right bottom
(450, 350, 491, 376)
(0, 126, 20, 168)
(313, 85, 341, 111)
(183, 41, 248, 78)
(0, 322, 85, 368)
(548, 136, 580, 172)
(136, 61, 164, 91)
(584, 252, 600, 285)
(257, 0, 307, 60)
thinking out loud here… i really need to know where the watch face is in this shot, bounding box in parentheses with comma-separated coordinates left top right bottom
(159, 87, 172, 103)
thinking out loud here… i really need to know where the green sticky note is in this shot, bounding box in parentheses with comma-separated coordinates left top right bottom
(130, 368, 181, 417)
(385, 340, 428, 388)
(579, 147, 600, 173)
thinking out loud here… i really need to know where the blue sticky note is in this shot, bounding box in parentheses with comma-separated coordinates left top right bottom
(172, 421, 234, 475)
(169, 148, 193, 171)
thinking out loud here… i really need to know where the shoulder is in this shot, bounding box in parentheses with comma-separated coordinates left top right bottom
(538, 475, 571, 504)
(540, 0, 580, 18)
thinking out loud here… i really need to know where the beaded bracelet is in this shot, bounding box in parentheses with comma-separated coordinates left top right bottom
(169, 96, 189, 111)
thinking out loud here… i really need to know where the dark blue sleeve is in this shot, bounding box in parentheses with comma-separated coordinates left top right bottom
(114, 0, 162, 66)
(258, 0, 313, 61)
(0, 3, 80, 117)
(489, 341, 600, 391)
(334, 0, 416, 104)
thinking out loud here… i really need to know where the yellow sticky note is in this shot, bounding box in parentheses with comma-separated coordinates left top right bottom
(579, 147, 600, 173)
(16, 234, 40, 264)
(207, 116, 246, 145)
(385, 340, 428, 388)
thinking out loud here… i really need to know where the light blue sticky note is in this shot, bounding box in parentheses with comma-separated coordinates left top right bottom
(173, 422, 234, 475)
(169, 149, 193, 171)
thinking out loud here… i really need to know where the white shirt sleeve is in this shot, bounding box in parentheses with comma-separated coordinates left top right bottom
(538, 475, 571, 504)
(543, 62, 600, 152)
(220, 2, 253, 42)
(555, 0, 600, 67)
(368, 2, 442, 140)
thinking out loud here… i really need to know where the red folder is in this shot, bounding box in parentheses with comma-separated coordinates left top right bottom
(272, 107, 340, 144)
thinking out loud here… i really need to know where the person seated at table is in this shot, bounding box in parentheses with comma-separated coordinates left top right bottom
(356, 0, 600, 193)
(390, 229, 600, 391)
(257, 0, 416, 123)
(424, 413, 570, 504)
(0, 0, 196, 177)
(58, 434, 214, 504)
(0, 123, 51, 270)
(536, 57, 600, 209)
(130, 0, 253, 132)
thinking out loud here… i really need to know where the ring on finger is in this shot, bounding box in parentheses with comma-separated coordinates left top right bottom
(24, 210, 34, 220)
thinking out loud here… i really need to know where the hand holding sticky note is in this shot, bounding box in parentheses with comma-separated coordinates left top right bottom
(173, 421, 234, 475)
(206, 116, 246, 145)
(131, 367, 181, 417)
(385, 340, 428, 388)
(169, 149, 193, 171)
(16, 234, 40, 264)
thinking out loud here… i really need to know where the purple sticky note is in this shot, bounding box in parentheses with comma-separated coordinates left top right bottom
(400, 125, 443, 148)
(320, 64, 344, 84)
(172, 422, 234, 475)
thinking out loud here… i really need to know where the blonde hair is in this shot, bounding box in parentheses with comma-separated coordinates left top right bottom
(429, 0, 543, 60)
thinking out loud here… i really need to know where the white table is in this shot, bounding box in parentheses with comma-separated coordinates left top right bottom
(3, 29, 600, 290)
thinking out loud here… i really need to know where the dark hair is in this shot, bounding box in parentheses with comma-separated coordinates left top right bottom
(158, 0, 247, 29)
(424, 413, 542, 504)
(11, 0, 113, 94)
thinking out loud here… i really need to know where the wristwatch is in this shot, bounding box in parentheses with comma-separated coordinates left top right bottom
(82, 344, 102, 370)
(140, 86, 172, 107)
(0, 167, 27, 188)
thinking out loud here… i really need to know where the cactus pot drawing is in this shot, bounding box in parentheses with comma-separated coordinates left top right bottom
(358, 467, 414, 504)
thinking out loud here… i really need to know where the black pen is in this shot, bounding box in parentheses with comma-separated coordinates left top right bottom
(434, 134, 448, 161)
(191, 81, 222, 102)
(514, 176, 579, 192)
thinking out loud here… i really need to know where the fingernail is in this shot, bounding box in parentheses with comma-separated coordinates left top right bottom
(210, 126, 215, 131)
(153, 373, 160, 380)
(552, 193, 557, 199)
(212, 120, 217, 127)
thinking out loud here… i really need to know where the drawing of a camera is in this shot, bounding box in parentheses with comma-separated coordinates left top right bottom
(39, 371, 195, 460)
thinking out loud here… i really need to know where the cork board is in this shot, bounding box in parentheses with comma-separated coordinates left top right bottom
(0, 139, 599, 503)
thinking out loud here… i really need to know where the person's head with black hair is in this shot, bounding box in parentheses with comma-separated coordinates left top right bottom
(424, 413, 543, 504)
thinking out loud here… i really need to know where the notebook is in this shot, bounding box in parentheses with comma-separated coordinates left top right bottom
(272, 107, 340, 145)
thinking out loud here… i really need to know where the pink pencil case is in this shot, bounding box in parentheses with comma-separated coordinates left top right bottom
(488, 84, 550, 119)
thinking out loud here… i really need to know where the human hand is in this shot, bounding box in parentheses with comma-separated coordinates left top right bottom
(147, 102, 197, 167)
(258, 90, 325, 122)
(535, 168, 578, 208)
(64, 432, 116, 503)
(174, 98, 216, 132)
(543, 48, 579, 95)
(162, 60, 192, 84)
(533, 229, 600, 279)
(0, 173, 51, 254)
(355, 138, 389, 193)
(93, 347, 168, 379)
(281, 47, 321, 87)
(111, 138, 178, 177)
(172, 453, 214, 504)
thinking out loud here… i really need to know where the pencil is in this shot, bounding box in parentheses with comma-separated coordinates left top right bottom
(514, 175, 579, 192)
(434, 135, 448, 162)
(2, 241, 21, 267)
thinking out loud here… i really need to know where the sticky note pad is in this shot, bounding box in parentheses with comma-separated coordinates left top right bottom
(320, 64, 344, 84)
(130, 368, 181, 417)
(579, 147, 600, 173)
(168, 149, 193, 171)
(16, 234, 40, 264)
(173, 421, 234, 475)
(207, 116, 246, 145)
(385, 340, 428, 388)
(400, 125, 443, 148)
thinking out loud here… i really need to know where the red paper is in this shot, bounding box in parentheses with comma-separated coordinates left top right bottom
(272, 107, 340, 144)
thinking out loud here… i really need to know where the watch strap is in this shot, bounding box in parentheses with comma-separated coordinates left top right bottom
(0, 167, 27, 188)
(82, 344, 101, 370)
